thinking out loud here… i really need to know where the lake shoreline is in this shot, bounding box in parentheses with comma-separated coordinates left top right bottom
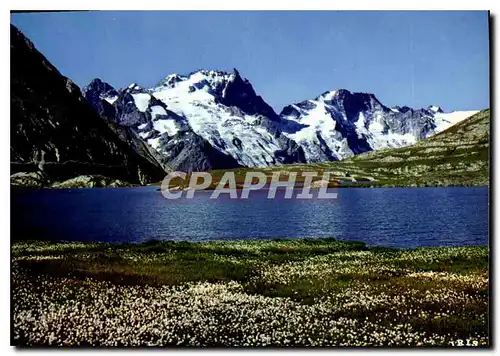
(12, 238, 489, 347)
(10, 175, 490, 190)
(160, 183, 489, 192)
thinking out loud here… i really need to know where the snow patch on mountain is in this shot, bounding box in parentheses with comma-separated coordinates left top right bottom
(429, 105, 442, 113)
(150, 105, 168, 119)
(355, 112, 417, 150)
(104, 96, 118, 105)
(152, 119, 179, 137)
(433, 110, 479, 132)
(131, 93, 151, 112)
(285, 100, 354, 161)
(147, 137, 161, 151)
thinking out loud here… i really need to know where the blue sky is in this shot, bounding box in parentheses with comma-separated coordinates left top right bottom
(11, 11, 489, 112)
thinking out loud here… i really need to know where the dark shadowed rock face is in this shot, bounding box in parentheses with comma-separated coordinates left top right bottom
(10, 25, 167, 185)
(113, 91, 150, 127)
(158, 131, 242, 173)
(218, 69, 279, 120)
(326, 90, 383, 122)
(82, 78, 118, 119)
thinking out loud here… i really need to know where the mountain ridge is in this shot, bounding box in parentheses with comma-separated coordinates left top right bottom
(83, 70, 307, 171)
(199, 109, 489, 189)
(83, 69, 478, 174)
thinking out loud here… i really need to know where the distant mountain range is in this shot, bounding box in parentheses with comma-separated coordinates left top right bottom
(218, 109, 490, 188)
(279, 91, 477, 162)
(83, 70, 477, 172)
(10, 24, 484, 186)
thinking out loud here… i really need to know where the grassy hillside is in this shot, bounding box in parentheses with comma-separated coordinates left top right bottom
(338, 108, 490, 187)
(161, 109, 489, 189)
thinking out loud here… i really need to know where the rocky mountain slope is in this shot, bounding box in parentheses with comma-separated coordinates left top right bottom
(244, 109, 489, 187)
(84, 71, 478, 172)
(10, 25, 168, 187)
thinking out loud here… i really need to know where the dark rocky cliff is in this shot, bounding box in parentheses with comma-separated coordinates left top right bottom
(10, 25, 167, 186)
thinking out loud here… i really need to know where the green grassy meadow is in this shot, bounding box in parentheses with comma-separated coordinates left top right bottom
(12, 238, 489, 347)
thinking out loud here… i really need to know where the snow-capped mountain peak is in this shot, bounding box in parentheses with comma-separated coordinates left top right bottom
(82, 71, 479, 172)
(428, 105, 444, 113)
(83, 78, 118, 104)
(152, 68, 271, 117)
(83, 69, 305, 170)
(156, 73, 186, 88)
(279, 89, 478, 162)
(124, 83, 145, 93)
(147, 68, 304, 167)
(155, 69, 237, 92)
(317, 90, 338, 102)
